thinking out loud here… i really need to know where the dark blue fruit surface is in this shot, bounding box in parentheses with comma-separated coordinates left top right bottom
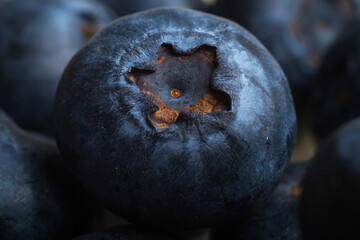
(0, 109, 95, 240)
(310, 20, 360, 139)
(0, 0, 115, 135)
(55, 8, 297, 229)
(300, 117, 360, 239)
(211, 162, 307, 240)
(74, 226, 182, 240)
(236, 0, 359, 102)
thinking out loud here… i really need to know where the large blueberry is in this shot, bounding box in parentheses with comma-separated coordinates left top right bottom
(0, 0, 115, 135)
(233, 0, 359, 103)
(0, 108, 95, 240)
(55, 8, 297, 229)
(211, 162, 307, 240)
(300, 117, 360, 239)
(74, 226, 181, 240)
(310, 20, 360, 139)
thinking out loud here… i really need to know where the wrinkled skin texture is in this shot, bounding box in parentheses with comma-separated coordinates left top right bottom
(75, 226, 182, 240)
(301, 118, 360, 239)
(55, 8, 297, 229)
(0, 109, 95, 240)
(310, 20, 360, 139)
(0, 0, 115, 135)
(211, 162, 307, 240)
(235, 0, 359, 103)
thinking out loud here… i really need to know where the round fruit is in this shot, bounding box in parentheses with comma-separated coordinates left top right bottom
(55, 8, 297, 229)
(310, 20, 360, 138)
(0, 0, 115, 135)
(0, 109, 94, 240)
(301, 117, 360, 239)
(234, 0, 359, 103)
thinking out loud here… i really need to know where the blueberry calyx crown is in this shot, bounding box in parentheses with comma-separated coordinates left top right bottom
(128, 44, 231, 129)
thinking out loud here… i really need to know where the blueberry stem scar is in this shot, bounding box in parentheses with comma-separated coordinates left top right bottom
(170, 88, 182, 98)
(128, 44, 230, 128)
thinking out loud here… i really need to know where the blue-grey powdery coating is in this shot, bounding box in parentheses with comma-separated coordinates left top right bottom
(55, 8, 297, 229)
(0, 109, 94, 240)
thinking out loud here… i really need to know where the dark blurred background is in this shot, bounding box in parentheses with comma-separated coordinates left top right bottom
(1, 0, 360, 239)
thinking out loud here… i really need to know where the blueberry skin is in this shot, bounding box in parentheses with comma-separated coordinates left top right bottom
(0, 109, 94, 239)
(74, 226, 182, 240)
(300, 118, 360, 239)
(211, 162, 307, 240)
(0, 0, 115, 135)
(55, 8, 297, 229)
(310, 20, 360, 139)
(235, 0, 359, 102)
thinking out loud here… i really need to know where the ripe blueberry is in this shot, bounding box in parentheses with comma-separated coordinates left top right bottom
(55, 8, 297, 229)
(233, 0, 359, 103)
(0, 0, 115, 135)
(300, 117, 360, 239)
(0, 109, 94, 239)
(310, 20, 360, 138)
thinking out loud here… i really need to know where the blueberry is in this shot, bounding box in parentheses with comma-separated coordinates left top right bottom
(233, 0, 359, 104)
(211, 162, 307, 240)
(300, 117, 360, 239)
(0, 0, 115, 135)
(55, 8, 297, 229)
(0, 108, 95, 240)
(74, 226, 182, 240)
(310, 20, 360, 139)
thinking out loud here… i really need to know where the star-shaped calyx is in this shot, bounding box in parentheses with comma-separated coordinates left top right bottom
(128, 44, 230, 128)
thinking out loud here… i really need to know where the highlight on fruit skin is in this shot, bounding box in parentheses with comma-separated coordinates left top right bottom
(55, 7, 297, 229)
